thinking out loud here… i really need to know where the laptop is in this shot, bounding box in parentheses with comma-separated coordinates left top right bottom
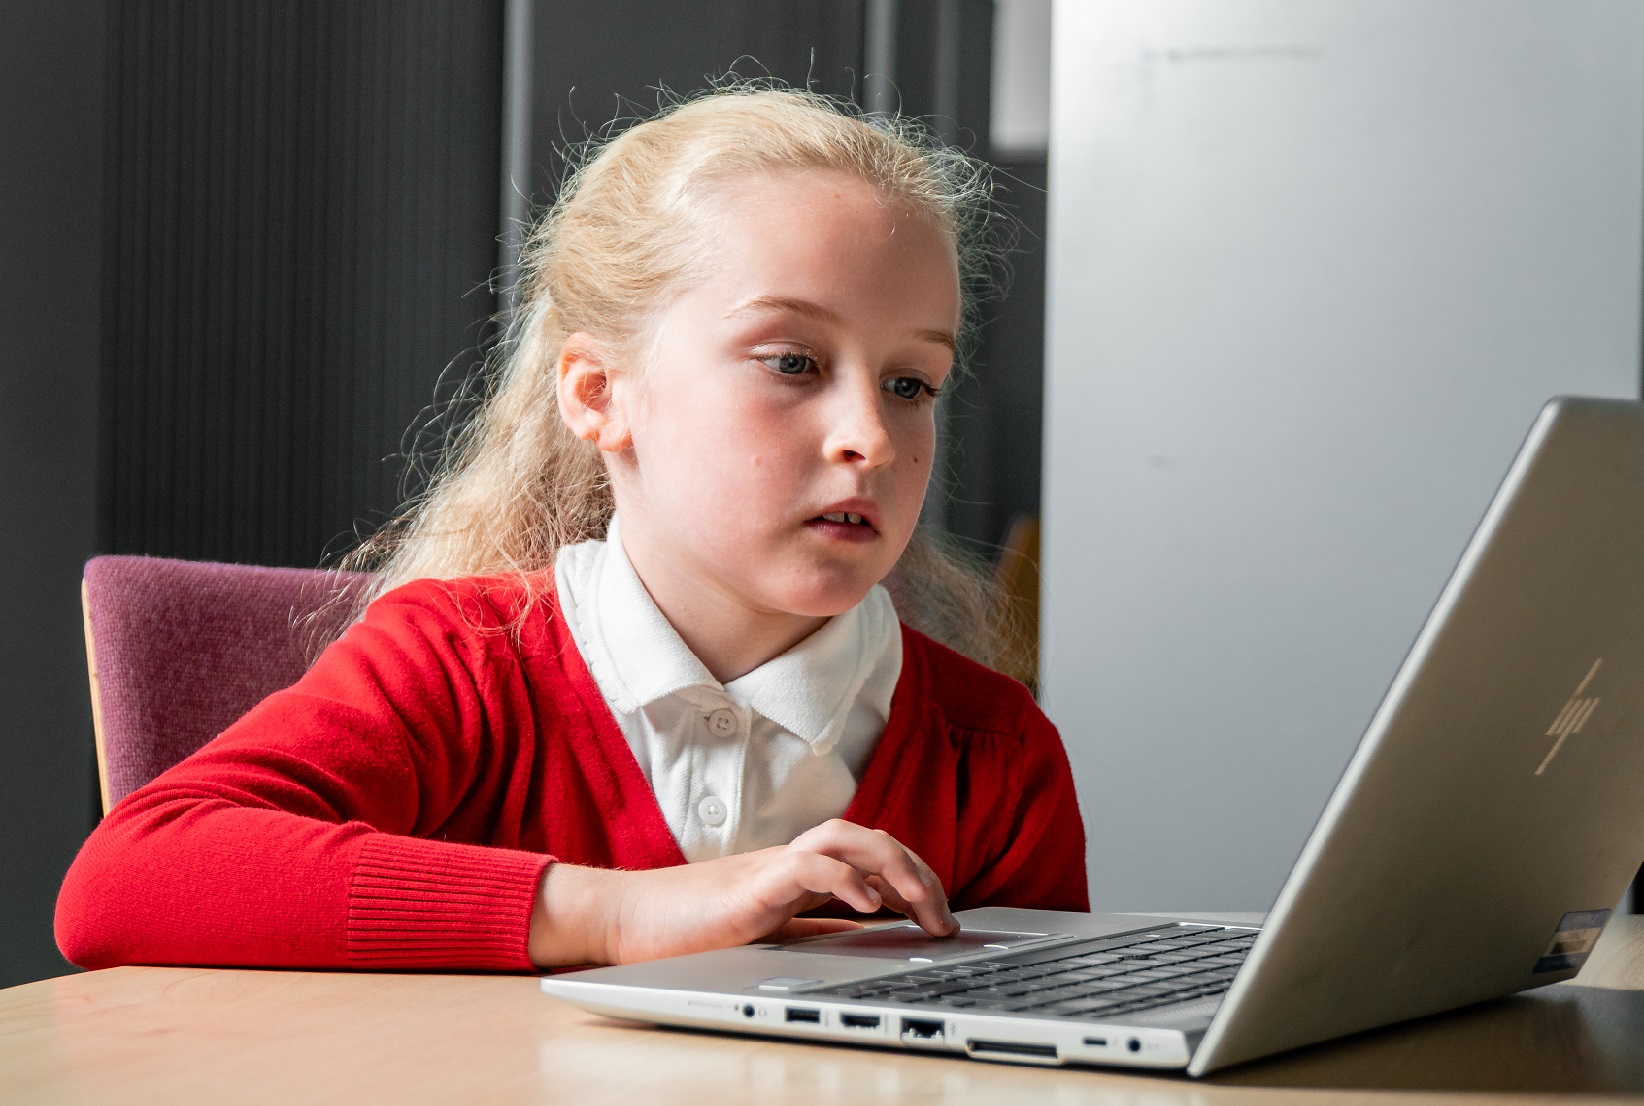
(543, 396, 1644, 1076)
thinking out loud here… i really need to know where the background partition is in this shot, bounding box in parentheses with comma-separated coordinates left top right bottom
(1042, 0, 1644, 911)
(100, 0, 506, 568)
(1, 0, 1047, 988)
(0, 0, 105, 991)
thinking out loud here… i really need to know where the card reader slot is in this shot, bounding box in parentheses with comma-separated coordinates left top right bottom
(965, 1039, 1060, 1063)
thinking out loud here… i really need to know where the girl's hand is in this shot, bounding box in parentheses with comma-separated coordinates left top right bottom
(528, 819, 958, 967)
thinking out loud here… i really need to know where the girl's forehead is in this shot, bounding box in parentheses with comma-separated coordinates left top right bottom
(685, 171, 959, 288)
(663, 178, 961, 333)
(625, 167, 962, 341)
(695, 167, 945, 237)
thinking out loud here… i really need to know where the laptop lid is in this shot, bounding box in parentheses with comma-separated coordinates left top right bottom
(1191, 396, 1644, 1074)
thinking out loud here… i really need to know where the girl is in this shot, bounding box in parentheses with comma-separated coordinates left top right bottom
(56, 87, 1087, 972)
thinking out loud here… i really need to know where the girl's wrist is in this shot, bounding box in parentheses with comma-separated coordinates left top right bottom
(529, 862, 624, 967)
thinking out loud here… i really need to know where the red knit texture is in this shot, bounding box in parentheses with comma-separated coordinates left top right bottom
(56, 576, 1088, 972)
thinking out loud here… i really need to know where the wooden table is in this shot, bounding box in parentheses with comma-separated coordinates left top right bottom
(3, 916, 1642, 1104)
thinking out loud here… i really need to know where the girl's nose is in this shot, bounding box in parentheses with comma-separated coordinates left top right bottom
(822, 376, 896, 468)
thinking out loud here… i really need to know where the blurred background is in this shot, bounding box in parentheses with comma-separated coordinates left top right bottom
(1, 0, 1051, 987)
(2, 0, 1640, 988)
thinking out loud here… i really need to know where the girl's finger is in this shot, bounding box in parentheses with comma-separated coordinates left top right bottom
(775, 850, 883, 916)
(864, 871, 953, 938)
(763, 917, 865, 943)
(790, 821, 956, 935)
(807, 823, 944, 927)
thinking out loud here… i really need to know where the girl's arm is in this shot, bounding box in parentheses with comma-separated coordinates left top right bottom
(57, 580, 959, 971)
(529, 820, 957, 966)
(56, 583, 552, 971)
(954, 704, 1091, 914)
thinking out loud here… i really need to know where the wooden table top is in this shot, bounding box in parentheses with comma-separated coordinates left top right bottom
(3, 916, 1642, 1105)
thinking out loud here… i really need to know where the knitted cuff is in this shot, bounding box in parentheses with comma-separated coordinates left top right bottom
(345, 833, 552, 971)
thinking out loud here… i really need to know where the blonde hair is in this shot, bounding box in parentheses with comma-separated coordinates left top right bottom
(341, 85, 1028, 679)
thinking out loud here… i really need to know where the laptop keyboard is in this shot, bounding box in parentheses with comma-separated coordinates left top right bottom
(804, 924, 1254, 1020)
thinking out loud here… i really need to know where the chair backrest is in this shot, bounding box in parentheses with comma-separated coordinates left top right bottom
(82, 555, 371, 812)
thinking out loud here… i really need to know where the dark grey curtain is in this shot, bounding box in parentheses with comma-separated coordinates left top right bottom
(100, 0, 505, 566)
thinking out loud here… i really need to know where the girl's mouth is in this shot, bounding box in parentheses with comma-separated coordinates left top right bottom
(806, 511, 879, 543)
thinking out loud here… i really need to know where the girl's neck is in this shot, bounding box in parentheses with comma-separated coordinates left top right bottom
(615, 521, 829, 685)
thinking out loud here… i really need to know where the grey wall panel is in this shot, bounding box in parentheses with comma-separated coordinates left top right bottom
(102, 0, 504, 567)
(0, 0, 104, 989)
(527, 0, 866, 212)
(1043, 0, 1644, 910)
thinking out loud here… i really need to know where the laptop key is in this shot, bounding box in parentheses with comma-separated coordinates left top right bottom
(1123, 983, 1174, 996)
(1081, 967, 1135, 979)
(991, 932, 1174, 968)
(1041, 985, 1101, 1002)
(1055, 969, 1113, 984)
(998, 984, 1044, 997)
(982, 971, 1041, 986)
(914, 984, 977, 999)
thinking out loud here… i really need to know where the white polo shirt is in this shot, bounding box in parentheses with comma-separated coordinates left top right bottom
(553, 515, 903, 863)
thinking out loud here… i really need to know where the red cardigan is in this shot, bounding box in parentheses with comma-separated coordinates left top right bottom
(57, 576, 1088, 972)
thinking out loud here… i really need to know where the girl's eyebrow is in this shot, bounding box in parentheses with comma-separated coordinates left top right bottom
(727, 294, 841, 325)
(727, 294, 957, 351)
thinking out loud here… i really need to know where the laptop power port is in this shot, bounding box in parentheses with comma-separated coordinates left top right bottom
(839, 1013, 882, 1030)
(784, 1007, 821, 1024)
(900, 1017, 945, 1043)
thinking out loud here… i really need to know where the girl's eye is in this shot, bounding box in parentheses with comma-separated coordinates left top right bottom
(885, 376, 938, 401)
(759, 351, 818, 375)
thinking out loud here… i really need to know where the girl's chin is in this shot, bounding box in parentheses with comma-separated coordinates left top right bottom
(762, 577, 882, 620)
(737, 533, 906, 615)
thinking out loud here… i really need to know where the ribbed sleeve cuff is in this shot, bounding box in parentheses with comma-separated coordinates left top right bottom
(345, 834, 553, 971)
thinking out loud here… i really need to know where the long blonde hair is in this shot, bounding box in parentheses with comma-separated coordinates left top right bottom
(342, 85, 1026, 678)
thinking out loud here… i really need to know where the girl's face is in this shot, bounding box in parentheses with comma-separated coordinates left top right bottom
(583, 169, 960, 629)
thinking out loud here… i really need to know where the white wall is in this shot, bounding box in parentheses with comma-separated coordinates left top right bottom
(1042, 0, 1644, 911)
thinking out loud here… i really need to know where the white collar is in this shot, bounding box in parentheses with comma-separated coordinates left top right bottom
(554, 514, 901, 756)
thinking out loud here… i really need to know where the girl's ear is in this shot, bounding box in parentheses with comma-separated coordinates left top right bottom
(557, 333, 633, 452)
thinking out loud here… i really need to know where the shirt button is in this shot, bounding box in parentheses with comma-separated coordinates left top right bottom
(697, 795, 727, 826)
(707, 709, 738, 738)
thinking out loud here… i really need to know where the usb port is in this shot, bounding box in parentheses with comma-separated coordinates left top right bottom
(784, 1007, 821, 1024)
(840, 1013, 881, 1030)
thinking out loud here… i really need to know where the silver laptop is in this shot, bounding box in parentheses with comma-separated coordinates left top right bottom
(544, 396, 1644, 1076)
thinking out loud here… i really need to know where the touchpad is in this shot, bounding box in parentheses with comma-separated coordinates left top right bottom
(775, 922, 1052, 961)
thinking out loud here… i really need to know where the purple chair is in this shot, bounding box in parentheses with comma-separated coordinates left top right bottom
(81, 555, 371, 812)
